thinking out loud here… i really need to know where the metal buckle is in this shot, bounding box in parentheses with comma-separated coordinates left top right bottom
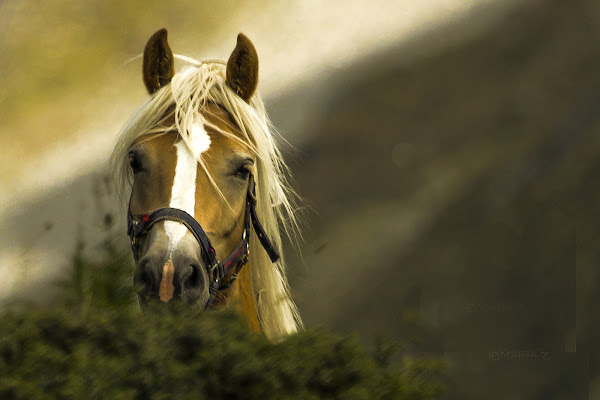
(209, 263, 224, 280)
(212, 262, 219, 271)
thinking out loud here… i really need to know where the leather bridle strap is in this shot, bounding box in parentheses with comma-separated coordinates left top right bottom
(129, 207, 218, 265)
(127, 173, 280, 308)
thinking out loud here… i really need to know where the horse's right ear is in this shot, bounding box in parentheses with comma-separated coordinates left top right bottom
(143, 28, 175, 95)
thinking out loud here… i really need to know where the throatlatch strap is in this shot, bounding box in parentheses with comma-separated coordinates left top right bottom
(247, 174, 280, 263)
(250, 205, 279, 263)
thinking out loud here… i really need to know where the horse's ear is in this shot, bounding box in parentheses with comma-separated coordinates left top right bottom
(143, 28, 175, 95)
(226, 33, 259, 102)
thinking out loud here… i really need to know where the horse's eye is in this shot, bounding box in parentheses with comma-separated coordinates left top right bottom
(234, 165, 251, 180)
(129, 152, 142, 173)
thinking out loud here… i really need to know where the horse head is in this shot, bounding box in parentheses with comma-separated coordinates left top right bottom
(112, 29, 301, 336)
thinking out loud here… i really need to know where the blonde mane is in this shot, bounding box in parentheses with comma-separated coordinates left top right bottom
(111, 56, 302, 337)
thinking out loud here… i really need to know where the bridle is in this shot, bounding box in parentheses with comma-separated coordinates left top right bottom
(127, 173, 280, 309)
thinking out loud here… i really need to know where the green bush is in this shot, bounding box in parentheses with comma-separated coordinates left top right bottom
(0, 244, 446, 399)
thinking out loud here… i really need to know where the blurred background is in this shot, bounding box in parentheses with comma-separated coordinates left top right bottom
(0, 0, 597, 398)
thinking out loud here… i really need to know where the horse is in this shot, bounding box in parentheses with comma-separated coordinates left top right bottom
(110, 29, 302, 338)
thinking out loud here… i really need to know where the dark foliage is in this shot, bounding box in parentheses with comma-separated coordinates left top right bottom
(0, 244, 445, 399)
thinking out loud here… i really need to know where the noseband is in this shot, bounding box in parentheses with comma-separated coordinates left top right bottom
(127, 173, 280, 308)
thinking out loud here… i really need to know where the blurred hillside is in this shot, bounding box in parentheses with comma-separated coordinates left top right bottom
(279, 0, 599, 399)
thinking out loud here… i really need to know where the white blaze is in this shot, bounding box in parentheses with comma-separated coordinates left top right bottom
(190, 119, 211, 155)
(165, 120, 211, 250)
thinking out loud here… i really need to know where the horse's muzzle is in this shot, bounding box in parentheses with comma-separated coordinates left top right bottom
(134, 253, 209, 307)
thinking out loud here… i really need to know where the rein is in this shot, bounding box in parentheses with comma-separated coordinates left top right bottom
(127, 173, 280, 308)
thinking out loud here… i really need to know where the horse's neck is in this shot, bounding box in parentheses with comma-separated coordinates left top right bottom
(225, 262, 260, 332)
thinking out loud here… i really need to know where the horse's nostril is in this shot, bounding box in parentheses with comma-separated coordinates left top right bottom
(136, 259, 158, 292)
(189, 266, 198, 286)
(184, 264, 203, 290)
(141, 270, 152, 286)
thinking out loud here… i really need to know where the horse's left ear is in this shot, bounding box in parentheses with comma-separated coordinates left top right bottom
(226, 33, 259, 102)
(143, 28, 175, 95)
